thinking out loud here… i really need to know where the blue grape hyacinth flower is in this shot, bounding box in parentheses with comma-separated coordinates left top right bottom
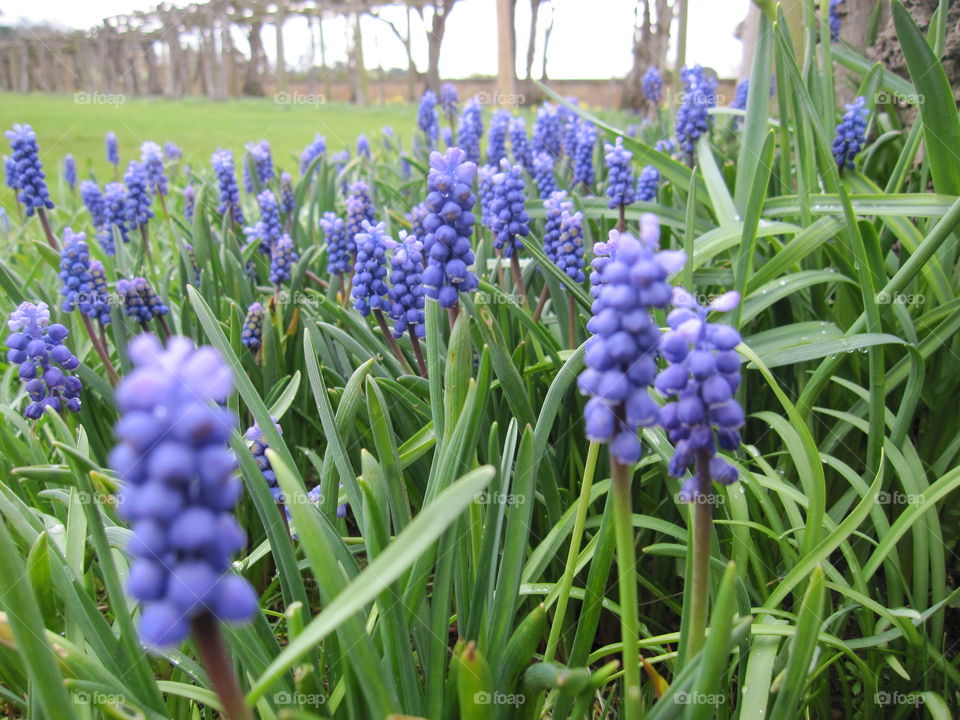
(6, 124, 54, 217)
(643, 66, 663, 104)
(385, 231, 426, 339)
(422, 147, 479, 308)
(80, 180, 107, 228)
(418, 89, 439, 148)
(110, 334, 257, 648)
(247, 139, 274, 189)
(211, 149, 245, 225)
(117, 277, 169, 324)
(487, 109, 511, 165)
(101, 182, 129, 253)
(532, 152, 557, 199)
(164, 142, 182, 161)
(604, 137, 636, 211)
(351, 220, 391, 316)
(635, 165, 660, 202)
(676, 65, 717, 165)
(456, 98, 483, 164)
(477, 164, 496, 230)
(321, 212, 350, 276)
(832, 95, 868, 170)
(406, 201, 429, 240)
(6, 301, 82, 419)
(280, 172, 295, 216)
(829, 0, 844, 41)
(560, 100, 580, 158)
(572, 121, 597, 191)
(509, 116, 534, 174)
(241, 302, 264, 351)
(578, 217, 686, 463)
(64, 154, 77, 191)
(440, 82, 459, 122)
(246, 418, 284, 501)
(300, 134, 326, 176)
(533, 102, 562, 158)
(59, 228, 111, 325)
(654, 289, 744, 500)
(183, 185, 196, 223)
(543, 191, 572, 262)
(245, 189, 283, 255)
(124, 161, 154, 229)
(106, 131, 119, 168)
(357, 133, 371, 159)
(490, 159, 530, 259)
(4, 155, 17, 193)
(270, 234, 298, 285)
(140, 141, 168, 196)
(346, 180, 375, 258)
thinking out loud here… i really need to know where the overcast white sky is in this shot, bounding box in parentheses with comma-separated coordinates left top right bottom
(0, 0, 750, 79)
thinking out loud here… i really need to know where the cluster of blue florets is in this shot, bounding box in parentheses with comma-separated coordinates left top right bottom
(106, 131, 119, 168)
(489, 159, 530, 259)
(533, 103, 563, 158)
(239, 301, 264, 353)
(269, 235, 298, 285)
(81, 180, 106, 228)
(643, 66, 663, 104)
(351, 221, 391, 316)
(6, 302, 82, 419)
(457, 98, 484, 164)
(385, 231, 426, 339)
(140, 141, 168, 196)
(636, 165, 660, 202)
(543, 193, 585, 286)
(509, 116, 534, 174)
(533, 152, 557, 199)
(572, 121, 597, 190)
(604, 137, 636, 210)
(5, 124, 54, 216)
(246, 190, 283, 255)
(832, 96, 868, 169)
(655, 289, 744, 499)
(439, 83, 459, 122)
(243, 140, 273, 192)
(102, 182, 129, 252)
(300, 134, 327, 176)
(418, 90, 439, 148)
(676, 65, 717, 165)
(321, 212, 351, 276)
(117, 277, 169, 323)
(487, 109, 511, 165)
(246, 418, 284, 501)
(211, 150, 244, 225)
(421, 148, 479, 307)
(124, 161, 154, 228)
(280, 172, 295, 216)
(578, 219, 687, 463)
(59, 228, 111, 325)
(64, 155, 77, 190)
(110, 335, 257, 648)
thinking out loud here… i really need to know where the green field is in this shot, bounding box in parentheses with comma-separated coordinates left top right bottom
(0, 92, 416, 189)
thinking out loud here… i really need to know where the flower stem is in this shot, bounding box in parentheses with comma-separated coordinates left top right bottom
(567, 295, 577, 349)
(408, 325, 428, 378)
(544, 441, 600, 663)
(685, 451, 714, 662)
(305, 270, 329, 289)
(510, 252, 527, 307)
(618, 203, 626, 233)
(191, 613, 252, 720)
(374, 308, 414, 374)
(37, 208, 58, 250)
(611, 454, 643, 720)
(447, 303, 460, 330)
(81, 314, 119, 386)
(532, 285, 549, 322)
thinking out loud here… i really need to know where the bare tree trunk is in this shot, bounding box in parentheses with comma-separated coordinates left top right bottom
(540, 2, 554, 80)
(318, 15, 330, 101)
(524, 0, 541, 100)
(243, 21, 265, 96)
(496, 0, 516, 105)
(274, 6, 287, 93)
(425, 0, 455, 92)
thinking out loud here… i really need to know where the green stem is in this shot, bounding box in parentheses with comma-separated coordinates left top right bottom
(81, 314, 119, 386)
(374, 308, 414, 374)
(611, 453, 643, 720)
(544, 441, 600, 663)
(685, 451, 714, 662)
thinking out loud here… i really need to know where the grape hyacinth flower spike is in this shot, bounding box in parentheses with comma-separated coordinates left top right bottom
(533, 102, 562, 158)
(352, 220, 413, 373)
(280, 172, 295, 219)
(102, 182, 130, 254)
(487, 109, 511, 165)
(832, 96, 868, 170)
(643, 66, 663, 106)
(418, 89, 439, 149)
(6, 302, 83, 418)
(604, 137, 635, 229)
(532, 152, 557, 199)
(110, 334, 256, 720)
(80, 180, 107, 230)
(577, 215, 685, 717)
(211, 149, 244, 227)
(125, 160, 155, 257)
(636, 165, 660, 202)
(6, 123, 57, 248)
(456, 98, 483, 164)
(676, 65, 717, 166)
(440, 82, 459, 128)
(140, 141, 168, 197)
(386, 230, 428, 376)
(421, 147, 479, 320)
(269, 234, 298, 288)
(572, 121, 597, 192)
(654, 287, 743, 659)
(300, 134, 326, 177)
(246, 418, 284, 501)
(509, 116, 534, 174)
(241, 302, 264, 353)
(183, 184, 196, 223)
(64, 154, 77, 192)
(489, 159, 531, 302)
(106, 131, 120, 175)
(117, 277, 170, 336)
